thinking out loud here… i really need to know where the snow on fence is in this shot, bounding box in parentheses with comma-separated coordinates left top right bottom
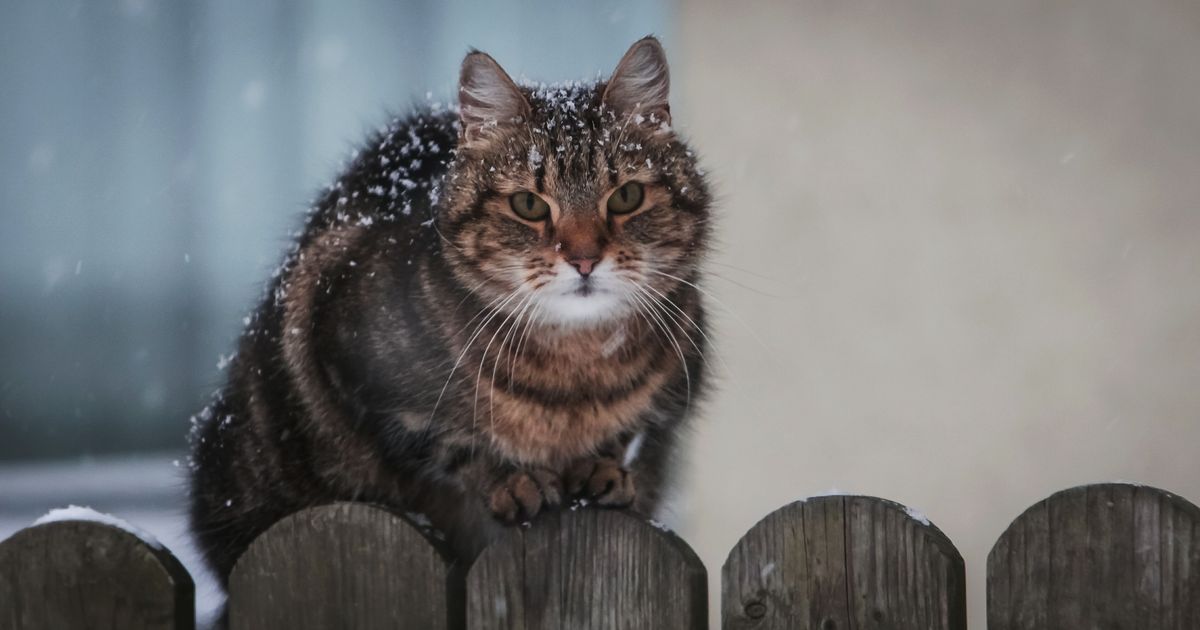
(1, 483, 1198, 629)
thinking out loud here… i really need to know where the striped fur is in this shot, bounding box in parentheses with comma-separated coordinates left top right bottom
(189, 37, 712, 584)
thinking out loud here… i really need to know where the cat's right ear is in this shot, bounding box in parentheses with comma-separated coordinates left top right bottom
(458, 51, 530, 149)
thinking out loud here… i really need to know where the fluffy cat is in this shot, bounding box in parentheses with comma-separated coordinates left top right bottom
(188, 36, 712, 584)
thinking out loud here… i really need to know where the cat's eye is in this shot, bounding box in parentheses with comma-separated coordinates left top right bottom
(509, 191, 551, 221)
(606, 181, 645, 215)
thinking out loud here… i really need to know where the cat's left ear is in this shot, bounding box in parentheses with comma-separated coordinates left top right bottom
(458, 50, 531, 149)
(603, 36, 671, 128)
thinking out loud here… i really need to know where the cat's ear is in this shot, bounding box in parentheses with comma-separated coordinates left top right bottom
(458, 51, 530, 148)
(603, 36, 671, 128)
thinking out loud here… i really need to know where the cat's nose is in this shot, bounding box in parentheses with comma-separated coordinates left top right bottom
(567, 256, 600, 277)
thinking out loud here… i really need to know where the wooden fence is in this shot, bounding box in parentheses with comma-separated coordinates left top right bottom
(1, 482, 1198, 629)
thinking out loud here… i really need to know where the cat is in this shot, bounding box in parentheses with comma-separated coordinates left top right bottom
(188, 36, 712, 586)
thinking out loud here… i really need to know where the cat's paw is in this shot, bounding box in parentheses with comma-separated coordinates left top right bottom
(564, 457, 635, 507)
(487, 467, 562, 523)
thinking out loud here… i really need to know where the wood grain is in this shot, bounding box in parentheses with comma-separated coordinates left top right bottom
(0, 520, 194, 630)
(987, 483, 1200, 629)
(228, 502, 462, 630)
(466, 508, 707, 630)
(722, 495, 965, 630)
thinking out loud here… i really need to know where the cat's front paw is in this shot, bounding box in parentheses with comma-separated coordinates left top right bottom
(487, 467, 562, 523)
(564, 457, 635, 507)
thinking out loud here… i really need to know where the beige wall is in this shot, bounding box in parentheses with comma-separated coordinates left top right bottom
(672, 1, 1200, 625)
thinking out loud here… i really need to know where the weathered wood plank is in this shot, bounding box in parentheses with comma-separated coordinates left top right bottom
(722, 495, 965, 630)
(466, 508, 707, 630)
(1132, 486, 1162, 628)
(987, 483, 1200, 629)
(0, 519, 194, 630)
(228, 502, 462, 630)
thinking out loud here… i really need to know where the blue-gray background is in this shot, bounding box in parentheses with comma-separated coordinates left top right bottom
(0, 0, 671, 460)
(6, 3, 1200, 627)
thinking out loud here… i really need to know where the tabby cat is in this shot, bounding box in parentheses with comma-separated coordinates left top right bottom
(188, 36, 712, 584)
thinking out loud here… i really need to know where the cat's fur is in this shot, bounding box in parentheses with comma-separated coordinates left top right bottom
(188, 36, 712, 584)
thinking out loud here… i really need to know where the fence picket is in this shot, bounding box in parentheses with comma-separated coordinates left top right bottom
(987, 483, 1200, 629)
(7, 483, 1200, 628)
(466, 508, 707, 630)
(228, 502, 462, 630)
(0, 518, 194, 630)
(722, 495, 965, 630)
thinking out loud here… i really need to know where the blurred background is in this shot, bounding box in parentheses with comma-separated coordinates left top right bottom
(2, 0, 1198, 626)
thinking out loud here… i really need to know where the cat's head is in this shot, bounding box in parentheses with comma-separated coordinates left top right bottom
(439, 36, 711, 328)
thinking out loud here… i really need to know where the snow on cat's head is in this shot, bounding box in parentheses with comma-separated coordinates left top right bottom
(439, 37, 711, 329)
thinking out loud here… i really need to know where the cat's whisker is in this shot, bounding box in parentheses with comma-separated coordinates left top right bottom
(508, 298, 544, 388)
(631, 284, 703, 359)
(633, 284, 714, 378)
(472, 292, 531, 429)
(647, 268, 776, 362)
(430, 221, 467, 254)
(446, 264, 531, 331)
(624, 293, 670, 369)
(632, 285, 714, 398)
(639, 293, 693, 409)
(703, 269, 793, 299)
(637, 281, 733, 377)
(625, 287, 691, 407)
(489, 292, 538, 429)
(427, 286, 523, 430)
(619, 270, 700, 362)
(474, 291, 535, 435)
(706, 259, 783, 284)
(452, 298, 516, 443)
(449, 284, 523, 356)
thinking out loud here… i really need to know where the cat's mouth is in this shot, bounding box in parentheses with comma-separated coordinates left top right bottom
(573, 278, 596, 297)
(532, 262, 630, 325)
